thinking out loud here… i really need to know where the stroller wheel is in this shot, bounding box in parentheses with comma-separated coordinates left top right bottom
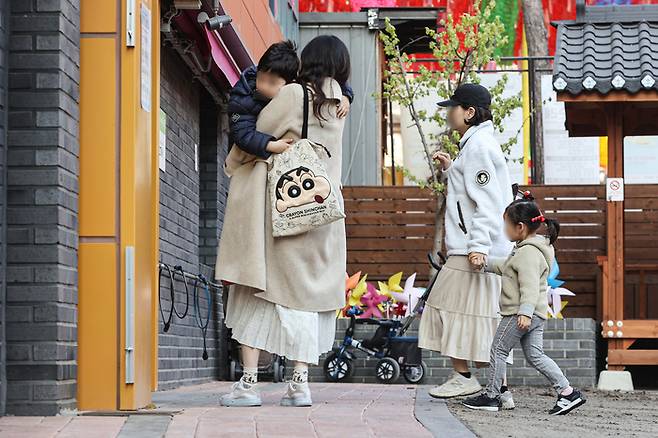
(323, 352, 353, 382)
(403, 361, 428, 384)
(375, 357, 400, 384)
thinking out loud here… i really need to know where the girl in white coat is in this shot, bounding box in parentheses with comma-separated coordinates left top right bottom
(419, 84, 515, 406)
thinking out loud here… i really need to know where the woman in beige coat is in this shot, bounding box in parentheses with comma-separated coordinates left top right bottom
(216, 35, 350, 407)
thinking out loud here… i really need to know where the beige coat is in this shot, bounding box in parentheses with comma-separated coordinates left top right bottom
(215, 79, 346, 312)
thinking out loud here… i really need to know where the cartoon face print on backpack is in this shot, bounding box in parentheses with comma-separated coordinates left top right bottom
(275, 166, 332, 213)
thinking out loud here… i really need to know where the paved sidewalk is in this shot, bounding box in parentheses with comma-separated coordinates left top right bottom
(157, 382, 433, 438)
(0, 382, 470, 438)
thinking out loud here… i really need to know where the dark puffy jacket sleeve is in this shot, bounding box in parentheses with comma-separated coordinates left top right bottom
(340, 81, 354, 103)
(227, 93, 273, 159)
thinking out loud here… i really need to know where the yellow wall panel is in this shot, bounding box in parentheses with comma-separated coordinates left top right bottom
(78, 243, 118, 410)
(80, 38, 116, 237)
(81, 0, 117, 33)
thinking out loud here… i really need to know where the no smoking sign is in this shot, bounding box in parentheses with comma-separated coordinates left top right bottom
(606, 177, 624, 202)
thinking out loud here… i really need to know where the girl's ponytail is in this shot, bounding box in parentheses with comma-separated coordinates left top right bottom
(544, 218, 560, 245)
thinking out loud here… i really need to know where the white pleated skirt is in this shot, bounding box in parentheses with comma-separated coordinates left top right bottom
(419, 256, 512, 364)
(225, 284, 336, 365)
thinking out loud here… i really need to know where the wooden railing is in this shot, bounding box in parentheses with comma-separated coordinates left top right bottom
(343, 184, 658, 320)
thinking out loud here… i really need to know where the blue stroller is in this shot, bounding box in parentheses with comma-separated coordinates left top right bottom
(323, 252, 445, 384)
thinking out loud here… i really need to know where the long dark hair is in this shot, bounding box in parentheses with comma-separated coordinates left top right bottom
(298, 35, 351, 121)
(505, 196, 560, 245)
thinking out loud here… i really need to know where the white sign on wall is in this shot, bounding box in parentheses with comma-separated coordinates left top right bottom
(140, 3, 151, 112)
(624, 136, 658, 184)
(606, 177, 624, 202)
(541, 75, 600, 184)
(159, 108, 166, 172)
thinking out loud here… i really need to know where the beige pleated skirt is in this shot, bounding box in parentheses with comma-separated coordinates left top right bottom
(225, 284, 336, 365)
(419, 256, 511, 364)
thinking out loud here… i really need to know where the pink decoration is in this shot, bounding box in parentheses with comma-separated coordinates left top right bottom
(359, 283, 388, 319)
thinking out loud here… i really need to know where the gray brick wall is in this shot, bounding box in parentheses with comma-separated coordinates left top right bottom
(5, 0, 80, 415)
(0, 0, 9, 417)
(157, 46, 229, 390)
(307, 318, 598, 389)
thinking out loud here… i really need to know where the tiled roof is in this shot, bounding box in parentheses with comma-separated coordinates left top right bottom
(553, 10, 658, 95)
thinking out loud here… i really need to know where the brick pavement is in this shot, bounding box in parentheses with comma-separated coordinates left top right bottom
(0, 382, 456, 438)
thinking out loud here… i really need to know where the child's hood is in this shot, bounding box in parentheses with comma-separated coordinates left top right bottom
(516, 235, 554, 269)
(233, 65, 257, 98)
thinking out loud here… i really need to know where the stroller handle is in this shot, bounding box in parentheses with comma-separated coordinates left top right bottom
(428, 251, 446, 271)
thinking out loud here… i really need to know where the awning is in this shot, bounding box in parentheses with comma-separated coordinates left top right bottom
(172, 10, 246, 89)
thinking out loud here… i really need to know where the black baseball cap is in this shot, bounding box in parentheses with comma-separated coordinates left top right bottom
(438, 83, 491, 109)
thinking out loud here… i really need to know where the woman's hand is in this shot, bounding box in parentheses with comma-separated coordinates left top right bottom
(468, 252, 486, 270)
(517, 315, 531, 331)
(266, 138, 294, 154)
(337, 96, 351, 119)
(433, 151, 452, 171)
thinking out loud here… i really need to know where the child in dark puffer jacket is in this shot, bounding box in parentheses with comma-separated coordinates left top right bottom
(228, 40, 353, 161)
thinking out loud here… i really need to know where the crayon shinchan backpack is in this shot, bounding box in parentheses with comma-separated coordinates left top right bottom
(268, 85, 345, 237)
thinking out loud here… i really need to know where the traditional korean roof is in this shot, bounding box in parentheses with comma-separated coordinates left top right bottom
(552, 2, 658, 95)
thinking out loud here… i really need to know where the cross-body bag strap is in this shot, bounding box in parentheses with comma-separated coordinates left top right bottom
(300, 84, 332, 158)
(302, 83, 309, 139)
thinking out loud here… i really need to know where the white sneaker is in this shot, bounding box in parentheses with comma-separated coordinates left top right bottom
(500, 390, 515, 410)
(220, 379, 262, 407)
(280, 381, 312, 407)
(429, 372, 482, 399)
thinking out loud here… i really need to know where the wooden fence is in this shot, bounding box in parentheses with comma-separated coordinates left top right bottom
(343, 184, 658, 320)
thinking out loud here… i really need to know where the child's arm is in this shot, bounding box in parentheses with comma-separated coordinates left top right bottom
(227, 95, 274, 159)
(340, 81, 354, 103)
(484, 256, 506, 275)
(513, 247, 545, 318)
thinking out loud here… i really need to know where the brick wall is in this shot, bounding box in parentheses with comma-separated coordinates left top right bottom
(5, 0, 80, 415)
(0, 0, 8, 416)
(157, 46, 229, 390)
(308, 318, 598, 389)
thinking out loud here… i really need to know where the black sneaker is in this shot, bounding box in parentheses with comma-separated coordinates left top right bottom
(548, 389, 586, 415)
(462, 393, 501, 412)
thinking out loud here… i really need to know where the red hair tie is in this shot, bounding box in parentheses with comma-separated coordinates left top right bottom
(531, 215, 546, 223)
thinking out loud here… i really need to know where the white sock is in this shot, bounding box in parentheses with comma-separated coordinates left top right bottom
(242, 367, 258, 384)
(560, 386, 573, 396)
(292, 364, 308, 384)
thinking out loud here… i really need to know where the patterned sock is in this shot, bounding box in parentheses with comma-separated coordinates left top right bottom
(242, 367, 258, 385)
(292, 366, 308, 384)
(560, 386, 573, 396)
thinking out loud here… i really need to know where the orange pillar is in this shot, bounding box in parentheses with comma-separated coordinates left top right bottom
(605, 103, 625, 370)
(79, 0, 160, 410)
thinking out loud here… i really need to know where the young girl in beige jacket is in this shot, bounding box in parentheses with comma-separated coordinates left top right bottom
(463, 194, 586, 415)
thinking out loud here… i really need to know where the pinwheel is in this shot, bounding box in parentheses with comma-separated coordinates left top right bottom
(338, 271, 362, 316)
(348, 273, 368, 307)
(402, 273, 426, 316)
(546, 259, 575, 319)
(377, 272, 404, 301)
(359, 283, 388, 319)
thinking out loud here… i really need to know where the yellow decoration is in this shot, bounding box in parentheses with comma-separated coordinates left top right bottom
(377, 272, 404, 299)
(549, 300, 568, 319)
(348, 273, 369, 307)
